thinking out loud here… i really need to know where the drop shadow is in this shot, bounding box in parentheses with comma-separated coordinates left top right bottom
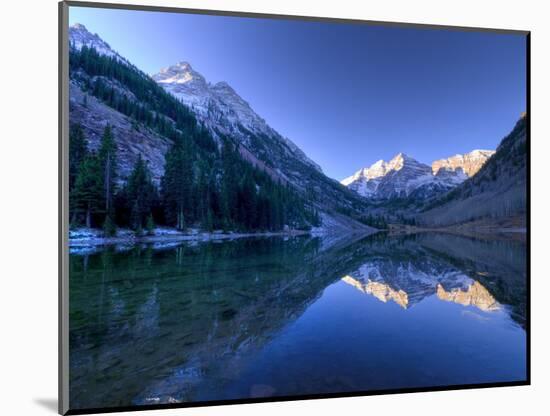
(34, 398, 58, 413)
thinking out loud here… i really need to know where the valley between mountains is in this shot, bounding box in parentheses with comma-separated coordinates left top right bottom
(67, 24, 527, 245)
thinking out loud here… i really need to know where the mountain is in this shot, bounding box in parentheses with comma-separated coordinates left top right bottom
(151, 62, 365, 212)
(152, 62, 321, 172)
(69, 23, 129, 64)
(342, 274, 499, 311)
(68, 24, 371, 232)
(341, 153, 431, 198)
(68, 24, 179, 183)
(341, 150, 493, 201)
(338, 232, 525, 324)
(338, 232, 521, 313)
(341, 257, 494, 309)
(432, 149, 495, 177)
(419, 115, 527, 226)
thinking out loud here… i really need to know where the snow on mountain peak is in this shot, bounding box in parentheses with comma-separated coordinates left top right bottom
(342, 153, 423, 184)
(152, 62, 322, 172)
(393, 152, 407, 160)
(69, 23, 108, 49)
(69, 22, 127, 64)
(341, 149, 493, 200)
(153, 62, 206, 85)
(387, 152, 421, 171)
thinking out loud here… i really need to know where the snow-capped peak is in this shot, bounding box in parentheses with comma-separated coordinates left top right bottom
(153, 62, 206, 85)
(212, 81, 233, 91)
(386, 152, 422, 171)
(152, 62, 322, 172)
(69, 23, 128, 64)
(71, 20, 324, 176)
(341, 149, 493, 200)
(341, 153, 423, 186)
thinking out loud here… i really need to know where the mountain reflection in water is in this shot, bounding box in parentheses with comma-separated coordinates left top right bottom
(341, 262, 500, 311)
(69, 232, 527, 410)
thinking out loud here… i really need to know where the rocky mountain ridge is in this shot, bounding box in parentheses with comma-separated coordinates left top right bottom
(69, 23, 129, 64)
(341, 257, 498, 310)
(432, 149, 495, 177)
(152, 61, 322, 173)
(341, 149, 494, 200)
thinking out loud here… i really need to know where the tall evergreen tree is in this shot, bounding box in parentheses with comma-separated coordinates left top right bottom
(219, 140, 240, 227)
(161, 140, 194, 230)
(71, 155, 103, 227)
(98, 124, 117, 216)
(69, 123, 88, 190)
(121, 155, 158, 230)
(238, 171, 257, 229)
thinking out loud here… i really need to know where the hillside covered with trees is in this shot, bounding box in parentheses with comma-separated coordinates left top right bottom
(69, 46, 320, 236)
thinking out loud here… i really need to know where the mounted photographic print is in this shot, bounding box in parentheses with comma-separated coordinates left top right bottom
(59, 1, 530, 414)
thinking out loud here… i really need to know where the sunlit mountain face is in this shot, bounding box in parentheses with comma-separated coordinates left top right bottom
(340, 247, 501, 312)
(339, 232, 524, 321)
(341, 274, 499, 312)
(342, 275, 410, 308)
(341, 150, 495, 200)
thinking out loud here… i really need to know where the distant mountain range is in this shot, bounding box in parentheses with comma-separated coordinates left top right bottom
(340, 232, 526, 325)
(342, 271, 499, 312)
(68, 23, 526, 229)
(341, 150, 494, 200)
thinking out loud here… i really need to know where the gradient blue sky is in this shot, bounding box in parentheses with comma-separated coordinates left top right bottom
(69, 6, 527, 180)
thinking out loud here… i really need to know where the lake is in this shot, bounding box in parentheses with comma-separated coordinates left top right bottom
(69, 232, 527, 409)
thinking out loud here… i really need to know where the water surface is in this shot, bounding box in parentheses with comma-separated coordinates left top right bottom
(69, 232, 527, 409)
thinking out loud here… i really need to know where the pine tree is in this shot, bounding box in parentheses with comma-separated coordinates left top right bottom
(146, 214, 155, 236)
(194, 172, 204, 221)
(239, 172, 257, 229)
(98, 124, 117, 217)
(103, 214, 117, 237)
(69, 123, 88, 190)
(161, 140, 194, 230)
(202, 208, 214, 231)
(71, 154, 103, 228)
(123, 155, 158, 230)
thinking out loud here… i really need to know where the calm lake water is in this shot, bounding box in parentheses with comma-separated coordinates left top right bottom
(69, 232, 527, 409)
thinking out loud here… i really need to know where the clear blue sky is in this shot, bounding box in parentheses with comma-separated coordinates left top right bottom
(69, 6, 527, 180)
